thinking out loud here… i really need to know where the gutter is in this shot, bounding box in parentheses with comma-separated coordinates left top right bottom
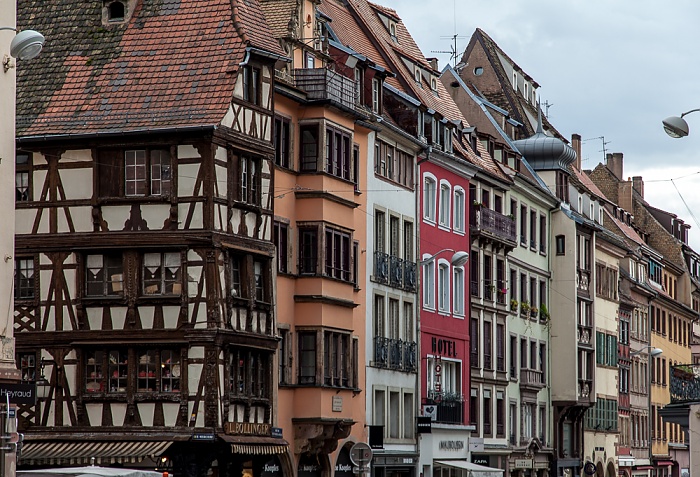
(240, 46, 292, 65)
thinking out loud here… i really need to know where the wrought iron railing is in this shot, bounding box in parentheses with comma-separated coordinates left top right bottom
(404, 261, 417, 292)
(424, 394, 464, 424)
(470, 206, 517, 243)
(373, 337, 417, 373)
(374, 251, 389, 284)
(390, 256, 404, 288)
(669, 364, 700, 403)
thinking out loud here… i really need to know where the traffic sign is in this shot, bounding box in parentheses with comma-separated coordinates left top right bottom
(349, 443, 373, 468)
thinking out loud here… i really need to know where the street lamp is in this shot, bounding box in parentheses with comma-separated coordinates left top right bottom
(630, 346, 663, 357)
(420, 248, 469, 267)
(662, 109, 700, 138)
(0, 27, 44, 72)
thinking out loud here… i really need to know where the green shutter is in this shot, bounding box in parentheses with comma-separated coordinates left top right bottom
(596, 332, 604, 364)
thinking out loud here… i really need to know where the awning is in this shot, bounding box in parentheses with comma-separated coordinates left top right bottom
(19, 441, 172, 466)
(435, 460, 504, 477)
(654, 461, 674, 467)
(220, 435, 289, 456)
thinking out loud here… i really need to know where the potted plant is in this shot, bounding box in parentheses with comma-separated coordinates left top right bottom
(539, 304, 550, 321)
(510, 299, 519, 312)
(472, 200, 483, 208)
(529, 305, 538, 318)
(520, 301, 529, 315)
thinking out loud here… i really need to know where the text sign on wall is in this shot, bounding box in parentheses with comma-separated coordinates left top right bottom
(0, 383, 36, 405)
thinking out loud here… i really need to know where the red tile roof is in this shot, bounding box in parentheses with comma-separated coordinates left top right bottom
(17, 0, 279, 137)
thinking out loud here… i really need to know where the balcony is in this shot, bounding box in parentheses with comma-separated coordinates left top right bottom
(578, 378, 593, 400)
(374, 251, 417, 292)
(519, 368, 546, 392)
(470, 206, 517, 249)
(373, 336, 417, 373)
(669, 364, 700, 404)
(292, 68, 358, 110)
(425, 393, 464, 424)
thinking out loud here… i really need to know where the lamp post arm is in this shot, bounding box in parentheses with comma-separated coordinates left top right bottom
(0, 28, 16, 32)
(420, 248, 456, 264)
(680, 109, 700, 118)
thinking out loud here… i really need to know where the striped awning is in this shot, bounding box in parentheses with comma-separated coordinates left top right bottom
(220, 435, 288, 456)
(19, 441, 172, 466)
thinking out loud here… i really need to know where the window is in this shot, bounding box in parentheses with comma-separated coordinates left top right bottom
(496, 324, 505, 372)
(555, 235, 566, 255)
(15, 152, 31, 202)
(279, 328, 292, 385)
(470, 318, 479, 367)
(325, 228, 352, 281)
(529, 210, 537, 249)
(242, 65, 261, 105)
(273, 221, 289, 273)
(375, 140, 413, 188)
(117, 149, 172, 197)
(520, 205, 527, 244)
(414, 68, 421, 84)
(86, 254, 123, 296)
(14, 257, 34, 300)
(439, 182, 451, 227)
(274, 116, 291, 169)
(229, 347, 272, 422)
(483, 390, 492, 435)
(143, 252, 182, 296)
(230, 254, 270, 302)
(403, 221, 414, 262)
(298, 330, 357, 388)
(423, 260, 435, 310)
(484, 321, 492, 369)
(496, 391, 505, 437)
(423, 176, 437, 222)
(438, 262, 450, 313)
(453, 267, 465, 316)
(238, 156, 261, 205)
(84, 348, 183, 394)
(353, 144, 360, 192)
(325, 127, 352, 181)
(539, 215, 547, 253)
(18, 353, 36, 382)
(299, 228, 318, 275)
(108, 1, 125, 21)
(372, 78, 381, 113)
(454, 188, 465, 233)
(300, 125, 319, 172)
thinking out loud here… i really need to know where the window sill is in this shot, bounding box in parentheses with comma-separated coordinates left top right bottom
(423, 218, 436, 226)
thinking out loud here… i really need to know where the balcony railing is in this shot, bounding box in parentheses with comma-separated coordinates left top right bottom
(578, 378, 593, 400)
(519, 368, 546, 391)
(577, 324, 593, 346)
(373, 336, 417, 373)
(374, 251, 417, 292)
(576, 268, 590, 292)
(293, 68, 358, 110)
(669, 364, 700, 403)
(425, 394, 464, 424)
(470, 207, 517, 245)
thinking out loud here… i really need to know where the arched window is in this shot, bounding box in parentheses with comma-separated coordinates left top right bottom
(108, 1, 125, 21)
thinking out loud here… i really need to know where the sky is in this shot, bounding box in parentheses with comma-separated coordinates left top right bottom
(373, 0, 700, 251)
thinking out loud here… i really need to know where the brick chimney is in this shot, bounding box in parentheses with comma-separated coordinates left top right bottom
(607, 152, 624, 180)
(427, 57, 439, 71)
(632, 176, 644, 199)
(571, 134, 582, 171)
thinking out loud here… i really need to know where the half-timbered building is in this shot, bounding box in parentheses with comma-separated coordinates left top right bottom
(15, 2, 291, 477)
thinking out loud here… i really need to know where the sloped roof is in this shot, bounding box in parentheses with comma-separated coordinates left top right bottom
(17, 0, 280, 138)
(258, 0, 299, 39)
(464, 28, 565, 141)
(569, 165, 607, 200)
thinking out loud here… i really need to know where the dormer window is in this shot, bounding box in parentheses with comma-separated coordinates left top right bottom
(430, 77, 438, 92)
(414, 68, 422, 86)
(524, 83, 529, 103)
(109, 1, 125, 21)
(389, 22, 397, 41)
(512, 72, 517, 91)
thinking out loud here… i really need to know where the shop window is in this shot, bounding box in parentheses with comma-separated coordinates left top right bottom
(85, 253, 123, 297)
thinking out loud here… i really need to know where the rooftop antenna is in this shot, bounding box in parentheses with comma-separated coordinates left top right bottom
(583, 136, 611, 161)
(431, 0, 465, 66)
(542, 100, 554, 118)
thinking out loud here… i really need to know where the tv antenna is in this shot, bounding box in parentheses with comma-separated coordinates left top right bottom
(430, 0, 465, 66)
(542, 100, 554, 118)
(583, 136, 611, 161)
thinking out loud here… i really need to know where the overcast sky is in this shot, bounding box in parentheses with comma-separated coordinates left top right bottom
(374, 0, 700, 250)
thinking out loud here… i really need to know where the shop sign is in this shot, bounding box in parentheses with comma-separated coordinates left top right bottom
(0, 383, 36, 405)
(298, 454, 322, 477)
(471, 456, 489, 466)
(416, 416, 432, 434)
(431, 337, 457, 357)
(335, 447, 354, 477)
(261, 457, 282, 477)
(438, 440, 464, 451)
(224, 421, 271, 436)
(514, 459, 533, 469)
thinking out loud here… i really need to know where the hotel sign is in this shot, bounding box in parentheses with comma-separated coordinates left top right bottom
(224, 421, 271, 436)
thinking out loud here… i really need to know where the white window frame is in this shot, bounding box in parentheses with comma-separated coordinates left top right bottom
(438, 259, 450, 313)
(453, 266, 465, 317)
(422, 258, 435, 310)
(415, 67, 422, 85)
(423, 173, 437, 223)
(512, 71, 517, 91)
(438, 180, 451, 229)
(427, 356, 461, 396)
(454, 187, 465, 233)
(372, 78, 380, 113)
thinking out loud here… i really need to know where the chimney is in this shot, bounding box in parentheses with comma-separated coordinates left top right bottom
(571, 134, 582, 171)
(427, 57, 439, 71)
(607, 152, 624, 180)
(632, 176, 644, 199)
